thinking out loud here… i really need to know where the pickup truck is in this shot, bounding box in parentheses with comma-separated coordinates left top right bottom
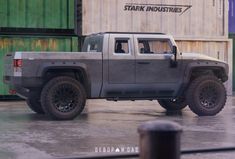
(4, 32, 229, 120)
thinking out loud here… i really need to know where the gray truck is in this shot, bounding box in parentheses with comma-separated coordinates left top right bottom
(4, 32, 228, 120)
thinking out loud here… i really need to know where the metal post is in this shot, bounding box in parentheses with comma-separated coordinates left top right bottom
(138, 120, 182, 159)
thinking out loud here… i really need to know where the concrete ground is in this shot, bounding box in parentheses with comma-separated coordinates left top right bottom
(1, 97, 235, 159)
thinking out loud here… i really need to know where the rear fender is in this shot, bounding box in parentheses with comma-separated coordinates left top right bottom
(37, 62, 91, 97)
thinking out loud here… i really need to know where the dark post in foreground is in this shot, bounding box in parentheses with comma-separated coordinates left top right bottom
(138, 120, 182, 159)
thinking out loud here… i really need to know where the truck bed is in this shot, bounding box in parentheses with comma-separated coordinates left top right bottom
(4, 51, 103, 98)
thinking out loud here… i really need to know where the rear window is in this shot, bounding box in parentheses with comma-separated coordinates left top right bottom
(82, 35, 103, 52)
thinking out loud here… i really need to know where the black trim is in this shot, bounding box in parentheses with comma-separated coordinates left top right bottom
(89, 32, 166, 36)
(75, 0, 82, 35)
(0, 27, 75, 36)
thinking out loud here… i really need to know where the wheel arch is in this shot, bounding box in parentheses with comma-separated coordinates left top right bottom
(184, 61, 228, 83)
(40, 65, 91, 97)
(189, 67, 228, 82)
(177, 61, 228, 97)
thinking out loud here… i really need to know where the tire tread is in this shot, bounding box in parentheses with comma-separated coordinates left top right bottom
(187, 75, 227, 116)
(41, 76, 86, 120)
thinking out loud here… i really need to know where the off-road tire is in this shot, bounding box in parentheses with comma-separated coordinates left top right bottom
(26, 91, 45, 114)
(41, 76, 86, 120)
(186, 75, 227, 116)
(158, 98, 188, 111)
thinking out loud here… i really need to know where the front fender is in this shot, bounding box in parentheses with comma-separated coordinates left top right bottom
(183, 60, 228, 84)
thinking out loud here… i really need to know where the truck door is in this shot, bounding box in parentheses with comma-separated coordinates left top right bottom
(106, 34, 136, 97)
(134, 35, 183, 97)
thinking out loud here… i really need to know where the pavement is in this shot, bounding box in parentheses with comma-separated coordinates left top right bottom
(1, 97, 235, 159)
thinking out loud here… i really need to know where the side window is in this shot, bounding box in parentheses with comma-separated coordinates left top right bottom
(138, 39, 172, 54)
(82, 35, 103, 52)
(87, 42, 98, 52)
(114, 39, 130, 54)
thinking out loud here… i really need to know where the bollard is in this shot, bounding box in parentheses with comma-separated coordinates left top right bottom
(138, 120, 182, 159)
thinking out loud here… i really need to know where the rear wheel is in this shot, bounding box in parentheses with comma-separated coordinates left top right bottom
(26, 91, 44, 114)
(41, 76, 86, 120)
(186, 75, 226, 116)
(158, 97, 187, 111)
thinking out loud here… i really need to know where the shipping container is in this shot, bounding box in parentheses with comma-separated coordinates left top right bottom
(76, 0, 232, 94)
(0, 0, 75, 29)
(77, 0, 228, 39)
(0, 36, 79, 96)
(229, 0, 235, 33)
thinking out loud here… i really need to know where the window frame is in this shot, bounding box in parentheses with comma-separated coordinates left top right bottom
(137, 38, 173, 55)
(113, 38, 131, 55)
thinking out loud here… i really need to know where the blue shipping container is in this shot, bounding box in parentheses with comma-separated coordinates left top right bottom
(229, 0, 235, 33)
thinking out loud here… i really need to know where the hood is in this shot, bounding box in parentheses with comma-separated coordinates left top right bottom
(180, 52, 224, 62)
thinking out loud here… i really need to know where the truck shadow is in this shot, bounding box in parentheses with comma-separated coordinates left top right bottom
(165, 110, 183, 116)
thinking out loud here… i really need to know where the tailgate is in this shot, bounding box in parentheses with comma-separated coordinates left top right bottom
(4, 52, 15, 77)
(3, 52, 22, 84)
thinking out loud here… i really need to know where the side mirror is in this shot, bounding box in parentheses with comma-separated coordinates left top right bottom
(172, 45, 177, 61)
(171, 46, 178, 67)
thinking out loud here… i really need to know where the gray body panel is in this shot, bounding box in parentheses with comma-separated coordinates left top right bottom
(4, 52, 103, 98)
(4, 33, 229, 100)
(108, 60, 135, 84)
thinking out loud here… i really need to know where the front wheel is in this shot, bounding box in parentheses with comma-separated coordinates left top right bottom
(41, 76, 86, 120)
(158, 98, 188, 111)
(186, 75, 227, 116)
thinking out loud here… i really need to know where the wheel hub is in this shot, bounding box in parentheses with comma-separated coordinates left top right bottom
(199, 84, 218, 109)
(52, 84, 79, 113)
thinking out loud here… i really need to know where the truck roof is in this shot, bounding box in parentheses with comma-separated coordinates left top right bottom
(89, 32, 166, 36)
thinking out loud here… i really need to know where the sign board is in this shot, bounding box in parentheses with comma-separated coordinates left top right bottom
(76, 0, 228, 39)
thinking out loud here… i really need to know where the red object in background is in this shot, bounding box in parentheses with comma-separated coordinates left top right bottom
(13, 59, 22, 67)
(9, 89, 16, 95)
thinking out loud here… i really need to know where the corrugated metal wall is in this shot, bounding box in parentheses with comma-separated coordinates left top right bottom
(176, 40, 228, 61)
(0, 0, 74, 29)
(81, 0, 228, 39)
(0, 0, 77, 97)
(0, 36, 78, 96)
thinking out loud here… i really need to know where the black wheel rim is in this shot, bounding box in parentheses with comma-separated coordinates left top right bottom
(199, 83, 219, 109)
(52, 84, 79, 113)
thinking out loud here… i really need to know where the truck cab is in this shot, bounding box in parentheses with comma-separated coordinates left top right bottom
(84, 33, 182, 99)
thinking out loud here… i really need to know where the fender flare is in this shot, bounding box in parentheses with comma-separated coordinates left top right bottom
(37, 62, 91, 96)
(183, 60, 228, 84)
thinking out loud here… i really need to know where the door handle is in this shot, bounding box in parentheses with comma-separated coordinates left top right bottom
(138, 62, 150, 65)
